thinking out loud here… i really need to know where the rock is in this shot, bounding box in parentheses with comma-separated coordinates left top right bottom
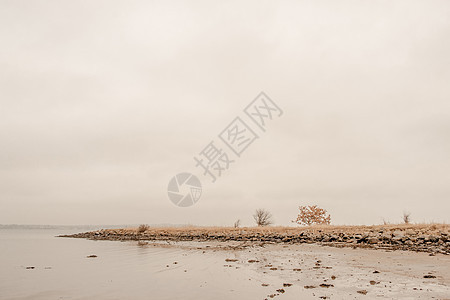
(276, 289, 285, 293)
(86, 255, 97, 258)
(423, 275, 436, 278)
(319, 283, 334, 288)
(283, 283, 292, 287)
(392, 236, 404, 242)
(304, 285, 316, 289)
(357, 290, 368, 295)
(393, 231, 405, 238)
(225, 258, 238, 262)
(429, 235, 439, 242)
(26, 266, 35, 269)
(330, 235, 339, 241)
(368, 237, 379, 244)
(404, 229, 414, 235)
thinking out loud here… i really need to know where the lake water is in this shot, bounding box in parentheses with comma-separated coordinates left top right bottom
(0, 228, 290, 300)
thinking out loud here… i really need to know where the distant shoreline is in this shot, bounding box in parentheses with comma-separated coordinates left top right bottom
(61, 223, 449, 255)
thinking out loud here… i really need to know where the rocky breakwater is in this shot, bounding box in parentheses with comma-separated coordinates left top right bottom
(60, 224, 450, 255)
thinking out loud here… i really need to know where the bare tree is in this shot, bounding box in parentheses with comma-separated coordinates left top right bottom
(403, 212, 411, 224)
(253, 209, 273, 226)
(233, 219, 241, 228)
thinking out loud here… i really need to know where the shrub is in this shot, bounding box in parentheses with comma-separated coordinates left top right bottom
(137, 224, 150, 233)
(403, 212, 411, 224)
(233, 219, 241, 228)
(294, 205, 331, 226)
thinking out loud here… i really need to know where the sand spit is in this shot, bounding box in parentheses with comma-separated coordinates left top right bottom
(60, 224, 450, 255)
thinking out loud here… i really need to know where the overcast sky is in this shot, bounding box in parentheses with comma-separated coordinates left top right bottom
(1, 0, 449, 226)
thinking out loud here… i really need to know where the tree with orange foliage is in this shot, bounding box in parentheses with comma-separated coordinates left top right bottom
(293, 205, 331, 226)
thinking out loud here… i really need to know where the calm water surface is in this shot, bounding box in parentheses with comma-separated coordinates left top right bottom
(0, 228, 274, 300)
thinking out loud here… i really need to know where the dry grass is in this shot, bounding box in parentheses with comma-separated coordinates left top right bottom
(122, 223, 449, 235)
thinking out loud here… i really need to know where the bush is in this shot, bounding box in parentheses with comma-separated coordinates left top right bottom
(233, 219, 241, 228)
(137, 224, 150, 233)
(403, 212, 411, 224)
(294, 205, 331, 226)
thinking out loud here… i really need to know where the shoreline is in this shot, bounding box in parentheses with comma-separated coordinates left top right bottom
(60, 223, 450, 255)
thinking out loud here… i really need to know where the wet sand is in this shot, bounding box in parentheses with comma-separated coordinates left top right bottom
(143, 240, 450, 299)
